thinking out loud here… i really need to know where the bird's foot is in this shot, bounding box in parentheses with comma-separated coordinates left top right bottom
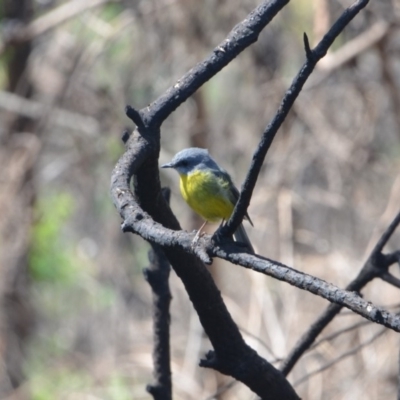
(191, 221, 208, 249)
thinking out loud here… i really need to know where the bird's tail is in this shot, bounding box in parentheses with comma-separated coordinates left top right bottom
(234, 223, 254, 254)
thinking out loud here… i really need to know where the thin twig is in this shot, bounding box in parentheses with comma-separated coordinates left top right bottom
(309, 320, 371, 351)
(293, 328, 387, 387)
(222, 0, 370, 237)
(317, 20, 390, 72)
(111, 1, 302, 398)
(110, 0, 373, 397)
(141, 0, 290, 126)
(280, 210, 400, 376)
(372, 212, 400, 255)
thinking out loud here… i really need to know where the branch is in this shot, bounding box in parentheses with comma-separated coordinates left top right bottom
(309, 320, 370, 351)
(110, 0, 372, 397)
(112, 189, 400, 335)
(381, 271, 400, 289)
(112, 1, 305, 398)
(317, 20, 390, 73)
(222, 0, 370, 237)
(144, 239, 172, 400)
(372, 213, 400, 254)
(143, 188, 172, 400)
(293, 328, 387, 387)
(280, 210, 400, 376)
(112, 128, 300, 400)
(139, 0, 290, 127)
(210, 245, 400, 332)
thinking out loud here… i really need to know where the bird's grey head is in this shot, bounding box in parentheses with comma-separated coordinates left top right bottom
(161, 147, 219, 175)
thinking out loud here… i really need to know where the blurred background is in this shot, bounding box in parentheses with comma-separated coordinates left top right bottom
(1, 0, 400, 399)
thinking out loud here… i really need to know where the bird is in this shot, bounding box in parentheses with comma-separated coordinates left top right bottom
(161, 147, 254, 253)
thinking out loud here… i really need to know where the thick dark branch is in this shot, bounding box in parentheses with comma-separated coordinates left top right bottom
(222, 0, 370, 237)
(385, 250, 400, 266)
(281, 210, 400, 376)
(125, 105, 145, 129)
(139, 0, 290, 127)
(112, 192, 400, 334)
(110, 0, 372, 397)
(145, 242, 172, 400)
(210, 247, 400, 333)
(111, 130, 300, 399)
(145, 188, 172, 400)
(381, 271, 400, 289)
(111, 1, 308, 397)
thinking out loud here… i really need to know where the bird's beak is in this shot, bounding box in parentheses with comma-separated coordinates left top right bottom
(161, 162, 173, 169)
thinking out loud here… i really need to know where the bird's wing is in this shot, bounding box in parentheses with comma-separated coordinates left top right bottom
(214, 169, 253, 226)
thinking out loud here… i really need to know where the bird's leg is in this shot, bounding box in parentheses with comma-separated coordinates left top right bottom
(192, 220, 207, 248)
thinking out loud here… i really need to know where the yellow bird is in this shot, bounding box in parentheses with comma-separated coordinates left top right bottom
(162, 147, 254, 253)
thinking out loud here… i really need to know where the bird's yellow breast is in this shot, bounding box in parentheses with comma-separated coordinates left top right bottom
(179, 170, 234, 222)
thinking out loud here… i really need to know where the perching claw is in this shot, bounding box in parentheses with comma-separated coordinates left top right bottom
(191, 221, 208, 248)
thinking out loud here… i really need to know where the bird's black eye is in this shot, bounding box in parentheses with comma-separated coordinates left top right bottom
(179, 160, 188, 167)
